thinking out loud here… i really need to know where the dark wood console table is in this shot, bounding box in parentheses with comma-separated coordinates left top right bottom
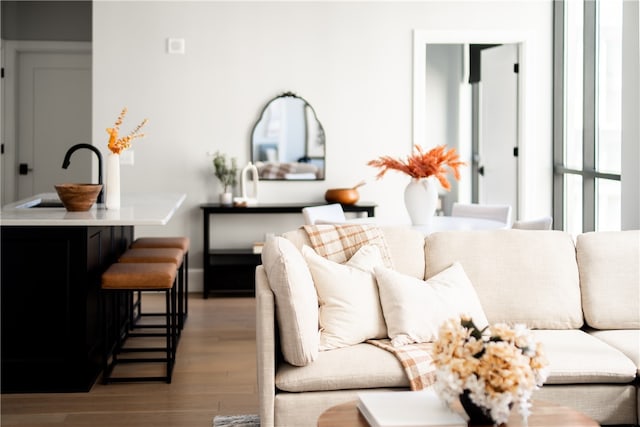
(200, 202, 376, 297)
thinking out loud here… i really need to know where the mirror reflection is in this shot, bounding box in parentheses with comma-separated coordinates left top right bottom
(251, 92, 325, 180)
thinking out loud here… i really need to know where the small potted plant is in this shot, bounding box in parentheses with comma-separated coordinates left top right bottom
(212, 151, 238, 206)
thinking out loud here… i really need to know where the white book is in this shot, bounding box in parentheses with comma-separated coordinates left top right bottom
(357, 389, 466, 427)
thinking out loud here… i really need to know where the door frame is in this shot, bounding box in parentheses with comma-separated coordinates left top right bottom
(413, 29, 531, 218)
(1, 40, 91, 205)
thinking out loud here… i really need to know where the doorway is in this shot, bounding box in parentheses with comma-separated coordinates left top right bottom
(414, 30, 527, 219)
(2, 41, 91, 205)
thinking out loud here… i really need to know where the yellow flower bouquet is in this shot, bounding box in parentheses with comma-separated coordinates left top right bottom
(106, 107, 148, 154)
(432, 317, 549, 425)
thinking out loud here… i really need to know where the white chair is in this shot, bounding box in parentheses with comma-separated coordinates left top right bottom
(512, 216, 553, 230)
(302, 204, 376, 225)
(302, 204, 347, 225)
(451, 202, 512, 225)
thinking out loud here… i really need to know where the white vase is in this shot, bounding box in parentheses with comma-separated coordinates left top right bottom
(240, 162, 259, 205)
(105, 153, 121, 210)
(404, 177, 438, 226)
(219, 192, 233, 206)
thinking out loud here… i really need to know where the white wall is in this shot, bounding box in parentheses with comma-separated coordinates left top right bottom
(93, 1, 553, 291)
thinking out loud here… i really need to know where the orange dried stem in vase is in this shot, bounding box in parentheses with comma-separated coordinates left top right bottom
(106, 107, 148, 154)
(367, 144, 465, 191)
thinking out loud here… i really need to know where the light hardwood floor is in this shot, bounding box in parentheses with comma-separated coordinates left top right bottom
(1, 295, 259, 427)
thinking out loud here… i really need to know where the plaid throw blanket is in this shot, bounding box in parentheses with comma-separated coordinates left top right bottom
(258, 162, 319, 179)
(367, 339, 436, 391)
(302, 223, 394, 269)
(302, 224, 434, 390)
(258, 163, 296, 179)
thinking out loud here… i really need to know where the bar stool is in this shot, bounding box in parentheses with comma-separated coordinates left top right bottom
(101, 262, 178, 384)
(119, 247, 186, 331)
(131, 237, 190, 326)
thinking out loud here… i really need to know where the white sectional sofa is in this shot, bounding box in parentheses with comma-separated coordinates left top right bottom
(256, 227, 640, 427)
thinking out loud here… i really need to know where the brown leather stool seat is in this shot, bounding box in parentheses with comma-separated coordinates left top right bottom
(130, 237, 190, 327)
(131, 237, 190, 252)
(101, 262, 178, 384)
(119, 248, 183, 265)
(119, 248, 185, 331)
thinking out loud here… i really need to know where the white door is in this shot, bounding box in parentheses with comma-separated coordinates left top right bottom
(16, 50, 91, 199)
(478, 44, 519, 218)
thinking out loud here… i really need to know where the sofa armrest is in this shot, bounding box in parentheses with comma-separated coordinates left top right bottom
(255, 265, 276, 427)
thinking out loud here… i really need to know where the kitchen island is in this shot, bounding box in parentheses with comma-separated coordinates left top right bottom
(0, 193, 186, 393)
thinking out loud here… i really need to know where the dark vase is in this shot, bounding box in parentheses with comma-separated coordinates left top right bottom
(459, 390, 497, 426)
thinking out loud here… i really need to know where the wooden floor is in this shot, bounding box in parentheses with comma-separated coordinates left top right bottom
(1, 294, 259, 427)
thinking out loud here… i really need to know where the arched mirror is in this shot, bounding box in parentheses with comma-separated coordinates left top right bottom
(251, 92, 325, 180)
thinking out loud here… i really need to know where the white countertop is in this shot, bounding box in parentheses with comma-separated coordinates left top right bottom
(0, 192, 186, 226)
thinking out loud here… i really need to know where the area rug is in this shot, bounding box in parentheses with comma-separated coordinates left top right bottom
(213, 414, 260, 427)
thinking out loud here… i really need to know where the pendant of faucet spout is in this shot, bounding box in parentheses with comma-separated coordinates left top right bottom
(61, 143, 104, 203)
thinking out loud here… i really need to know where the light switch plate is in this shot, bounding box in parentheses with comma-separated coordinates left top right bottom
(167, 38, 185, 54)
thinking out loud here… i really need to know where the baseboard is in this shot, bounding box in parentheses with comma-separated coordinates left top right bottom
(188, 268, 204, 293)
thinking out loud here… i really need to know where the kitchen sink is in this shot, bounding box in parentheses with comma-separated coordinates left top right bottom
(30, 201, 65, 208)
(16, 199, 65, 208)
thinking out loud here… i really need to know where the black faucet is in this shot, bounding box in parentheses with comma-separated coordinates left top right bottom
(62, 143, 104, 203)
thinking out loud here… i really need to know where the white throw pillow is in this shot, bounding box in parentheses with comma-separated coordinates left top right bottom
(374, 262, 488, 347)
(262, 237, 319, 366)
(302, 244, 387, 350)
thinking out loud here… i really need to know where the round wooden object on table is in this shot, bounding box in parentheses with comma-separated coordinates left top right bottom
(325, 188, 360, 205)
(55, 183, 102, 212)
(317, 400, 599, 427)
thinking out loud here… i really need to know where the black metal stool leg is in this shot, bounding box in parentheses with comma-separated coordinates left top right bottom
(183, 252, 189, 322)
(101, 262, 178, 384)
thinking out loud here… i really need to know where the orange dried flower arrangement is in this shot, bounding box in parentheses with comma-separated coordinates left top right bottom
(106, 107, 148, 154)
(367, 144, 465, 190)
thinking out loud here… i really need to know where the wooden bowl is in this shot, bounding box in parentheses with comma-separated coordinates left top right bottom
(324, 188, 359, 205)
(55, 183, 103, 212)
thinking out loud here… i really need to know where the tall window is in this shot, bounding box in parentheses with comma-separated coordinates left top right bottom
(554, 0, 622, 234)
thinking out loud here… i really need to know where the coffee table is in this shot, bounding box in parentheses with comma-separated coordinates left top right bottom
(317, 399, 598, 427)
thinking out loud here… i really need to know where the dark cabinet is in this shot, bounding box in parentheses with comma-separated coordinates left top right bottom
(200, 203, 376, 298)
(0, 225, 133, 392)
(207, 249, 262, 296)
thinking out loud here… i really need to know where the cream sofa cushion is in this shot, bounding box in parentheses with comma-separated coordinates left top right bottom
(577, 230, 640, 329)
(261, 237, 319, 366)
(374, 262, 488, 347)
(532, 330, 637, 384)
(275, 343, 409, 392)
(425, 230, 582, 329)
(303, 245, 387, 350)
(281, 229, 313, 250)
(589, 330, 640, 375)
(379, 226, 426, 279)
